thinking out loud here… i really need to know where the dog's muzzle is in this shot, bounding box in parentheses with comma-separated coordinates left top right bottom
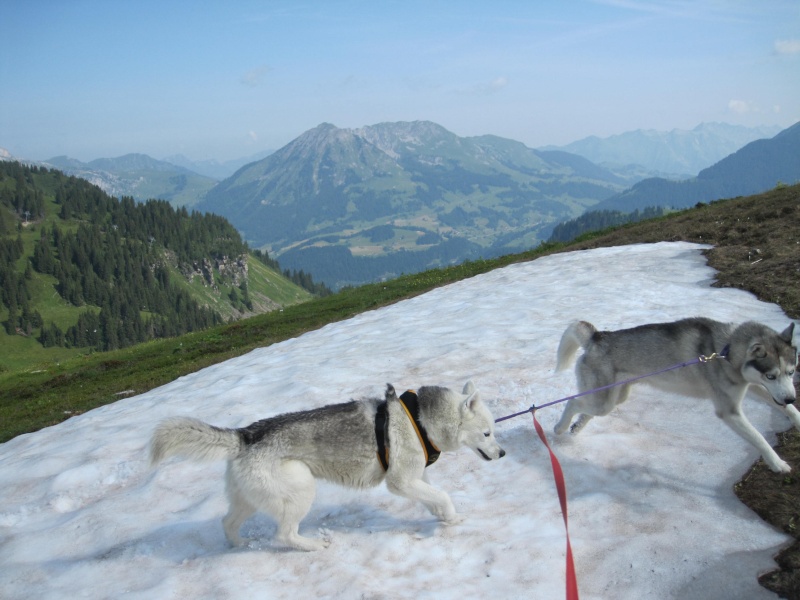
(478, 448, 506, 461)
(773, 395, 796, 407)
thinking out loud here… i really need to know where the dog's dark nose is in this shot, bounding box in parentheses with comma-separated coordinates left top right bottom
(786, 397, 796, 405)
(499, 449, 506, 458)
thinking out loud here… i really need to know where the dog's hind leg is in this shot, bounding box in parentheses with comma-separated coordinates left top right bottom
(554, 400, 584, 434)
(266, 460, 328, 552)
(555, 383, 627, 435)
(223, 496, 256, 547)
(568, 412, 594, 434)
(223, 466, 256, 547)
(556, 358, 626, 434)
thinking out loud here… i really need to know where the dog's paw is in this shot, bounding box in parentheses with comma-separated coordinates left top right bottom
(768, 459, 791, 474)
(297, 538, 329, 552)
(279, 533, 329, 552)
(569, 420, 588, 435)
(226, 535, 251, 548)
(443, 513, 465, 526)
(317, 528, 333, 547)
(428, 501, 458, 523)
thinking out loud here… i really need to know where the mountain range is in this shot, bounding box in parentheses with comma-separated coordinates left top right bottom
(541, 122, 782, 177)
(197, 121, 632, 288)
(0, 151, 275, 207)
(42, 154, 218, 207)
(2, 121, 793, 288)
(593, 121, 800, 212)
(196, 120, 797, 289)
(161, 150, 274, 180)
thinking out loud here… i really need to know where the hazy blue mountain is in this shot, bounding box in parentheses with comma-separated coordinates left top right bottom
(541, 122, 783, 178)
(198, 120, 629, 288)
(44, 153, 217, 207)
(590, 122, 800, 212)
(162, 150, 274, 180)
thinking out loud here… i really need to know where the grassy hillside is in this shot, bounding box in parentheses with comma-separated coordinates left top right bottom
(1, 182, 798, 596)
(0, 162, 312, 370)
(0, 239, 311, 370)
(166, 254, 311, 323)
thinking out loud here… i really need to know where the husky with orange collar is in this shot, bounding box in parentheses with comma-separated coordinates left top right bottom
(150, 381, 505, 551)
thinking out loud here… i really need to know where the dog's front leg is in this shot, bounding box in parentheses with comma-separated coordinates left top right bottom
(782, 403, 800, 430)
(719, 411, 791, 473)
(386, 476, 459, 523)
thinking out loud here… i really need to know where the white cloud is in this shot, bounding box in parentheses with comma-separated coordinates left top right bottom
(488, 76, 508, 92)
(457, 76, 509, 96)
(728, 99, 759, 115)
(774, 39, 800, 55)
(248, 131, 258, 142)
(240, 65, 271, 87)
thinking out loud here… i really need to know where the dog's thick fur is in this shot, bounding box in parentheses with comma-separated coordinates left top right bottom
(150, 381, 505, 551)
(555, 317, 798, 472)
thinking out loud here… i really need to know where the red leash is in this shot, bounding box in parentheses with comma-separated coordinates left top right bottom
(490, 346, 731, 597)
(532, 409, 579, 600)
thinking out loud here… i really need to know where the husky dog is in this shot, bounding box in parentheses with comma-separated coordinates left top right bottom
(554, 318, 797, 473)
(150, 381, 505, 551)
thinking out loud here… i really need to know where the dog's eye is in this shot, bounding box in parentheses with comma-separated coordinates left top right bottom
(765, 373, 777, 381)
(484, 432, 491, 438)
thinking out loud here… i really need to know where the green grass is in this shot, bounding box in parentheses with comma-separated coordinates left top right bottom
(246, 255, 312, 306)
(0, 248, 310, 371)
(0, 246, 550, 442)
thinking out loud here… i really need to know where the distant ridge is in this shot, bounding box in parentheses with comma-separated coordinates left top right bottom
(162, 150, 274, 180)
(541, 122, 783, 177)
(592, 121, 800, 212)
(43, 153, 217, 207)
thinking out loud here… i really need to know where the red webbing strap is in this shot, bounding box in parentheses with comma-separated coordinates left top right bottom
(532, 410, 579, 600)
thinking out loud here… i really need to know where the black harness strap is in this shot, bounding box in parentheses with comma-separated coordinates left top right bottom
(374, 390, 441, 472)
(399, 390, 441, 467)
(375, 400, 390, 471)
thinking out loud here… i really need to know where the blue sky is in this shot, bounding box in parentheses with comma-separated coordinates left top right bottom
(2, 0, 799, 162)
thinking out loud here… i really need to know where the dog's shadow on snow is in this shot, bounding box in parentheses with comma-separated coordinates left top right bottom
(63, 501, 441, 566)
(496, 419, 759, 515)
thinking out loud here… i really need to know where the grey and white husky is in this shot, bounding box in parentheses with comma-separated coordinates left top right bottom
(150, 381, 505, 551)
(554, 317, 797, 472)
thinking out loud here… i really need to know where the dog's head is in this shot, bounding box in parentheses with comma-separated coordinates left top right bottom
(742, 322, 797, 406)
(457, 381, 506, 461)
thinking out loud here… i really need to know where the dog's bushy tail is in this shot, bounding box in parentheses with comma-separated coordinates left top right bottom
(149, 417, 243, 467)
(556, 320, 596, 371)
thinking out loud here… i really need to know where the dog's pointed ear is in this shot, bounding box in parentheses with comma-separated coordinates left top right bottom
(462, 380, 476, 395)
(780, 323, 795, 344)
(748, 342, 767, 359)
(462, 389, 481, 414)
(385, 384, 398, 401)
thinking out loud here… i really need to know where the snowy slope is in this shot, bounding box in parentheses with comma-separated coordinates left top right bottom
(0, 242, 794, 599)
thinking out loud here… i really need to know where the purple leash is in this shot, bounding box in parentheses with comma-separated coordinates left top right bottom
(495, 345, 729, 424)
